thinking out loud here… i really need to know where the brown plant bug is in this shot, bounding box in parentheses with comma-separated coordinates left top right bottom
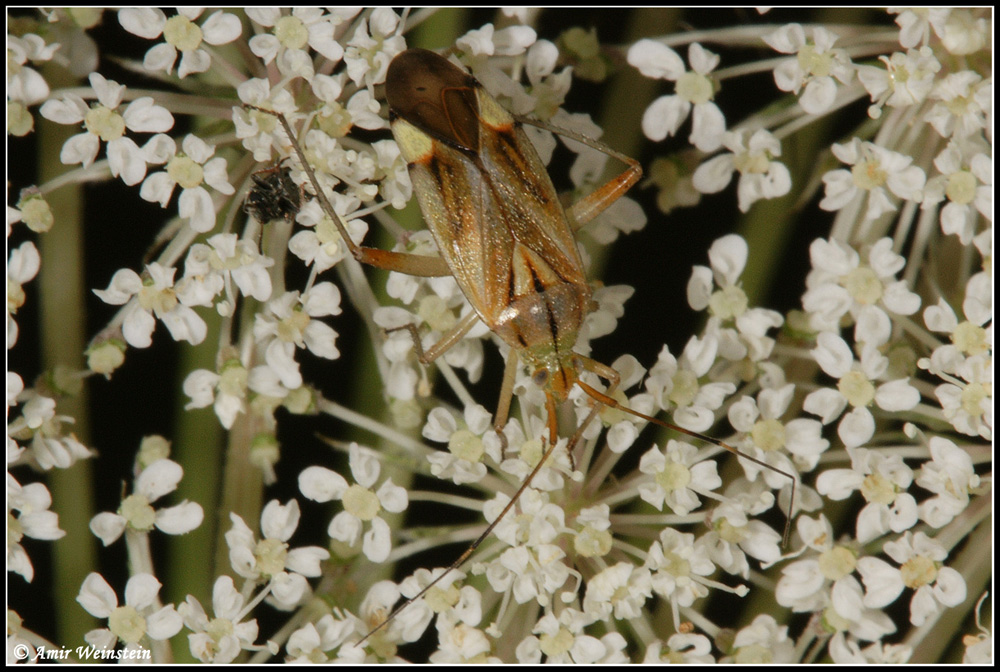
(242, 47, 795, 644)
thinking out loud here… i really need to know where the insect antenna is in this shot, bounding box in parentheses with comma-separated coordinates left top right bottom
(358, 400, 591, 644)
(574, 379, 796, 547)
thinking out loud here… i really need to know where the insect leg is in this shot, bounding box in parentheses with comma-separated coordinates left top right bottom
(516, 116, 643, 229)
(243, 105, 452, 278)
(386, 310, 480, 366)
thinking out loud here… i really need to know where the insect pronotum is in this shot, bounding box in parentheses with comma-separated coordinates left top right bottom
(244, 47, 794, 642)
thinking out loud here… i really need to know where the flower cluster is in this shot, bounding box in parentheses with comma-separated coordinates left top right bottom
(7, 7, 989, 665)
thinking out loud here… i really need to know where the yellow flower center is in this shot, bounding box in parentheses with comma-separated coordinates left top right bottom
(137, 281, 178, 316)
(960, 382, 989, 417)
(254, 537, 288, 577)
(574, 525, 613, 558)
(276, 309, 310, 343)
(108, 605, 146, 644)
(120, 493, 157, 531)
(946, 169, 977, 205)
(669, 369, 699, 408)
(899, 555, 937, 588)
(655, 460, 692, 493)
(709, 285, 748, 320)
(166, 155, 204, 190)
(851, 158, 888, 190)
(952, 321, 988, 356)
(838, 370, 876, 408)
(843, 266, 884, 305)
(797, 44, 833, 77)
(163, 14, 203, 52)
(732, 149, 770, 175)
(676, 71, 714, 105)
(860, 472, 896, 505)
(343, 483, 380, 521)
(817, 545, 857, 580)
(751, 418, 787, 452)
(418, 295, 456, 333)
(448, 429, 484, 463)
(85, 105, 125, 142)
(275, 15, 309, 50)
(539, 627, 574, 657)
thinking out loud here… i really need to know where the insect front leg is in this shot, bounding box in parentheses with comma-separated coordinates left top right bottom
(242, 105, 452, 278)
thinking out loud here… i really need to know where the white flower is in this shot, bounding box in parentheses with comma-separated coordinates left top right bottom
(820, 139, 926, 221)
(926, 71, 991, 139)
(422, 404, 500, 485)
(638, 439, 722, 514)
(480, 489, 571, 607)
(178, 576, 261, 663)
(775, 515, 862, 620)
(183, 358, 248, 429)
(247, 8, 349, 79)
(252, 283, 343, 389)
(93, 262, 208, 348)
(289, 194, 369, 273)
(762, 24, 854, 114)
(456, 22, 537, 58)
(139, 134, 235, 232)
(118, 8, 242, 79)
(816, 446, 918, 543)
(286, 611, 365, 663)
(357, 579, 431, 649)
(857, 531, 967, 626)
(39, 72, 174, 185)
(922, 140, 992, 244)
(726, 614, 796, 663)
(686, 234, 785, 364)
(804, 332, 920, 448)
(430, 619, 499, 663)
(7, 33, 56, 108)
(6, 391, 94, 470)
(729, 384, 829, 480)
(628, 40, 726, 152)
(693, 129, 791, 212)
(802, 237, 921, 334)
(77, 572, 183, 652)
(582, 562, 652, 620)
(7, 241, 40, 348)
(829, 632, 911, 663)
(516, 609, 627, 664)
(398, 567, 482, 636)
(889, 8, 950, 48)
(7, 475, 66, 581)
(857, 48, 941, 119)
(298, 443, 407, 563)
(934, 353, 992, 439)
(915, 437, 981, 527)
(643, 338, 735, 433)
(644, 633, 715, 663)
(89, 458, 204, 545)
(704, 480, 783, 577)
(183, 233, 274, 308)
(645, 528, 716, 614)
(932, 8, 990, 56)
(224, 500, 330, 609)
(342, 7, 406, 87)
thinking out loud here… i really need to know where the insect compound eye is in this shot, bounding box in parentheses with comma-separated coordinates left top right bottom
(532, 368, 549, 388)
